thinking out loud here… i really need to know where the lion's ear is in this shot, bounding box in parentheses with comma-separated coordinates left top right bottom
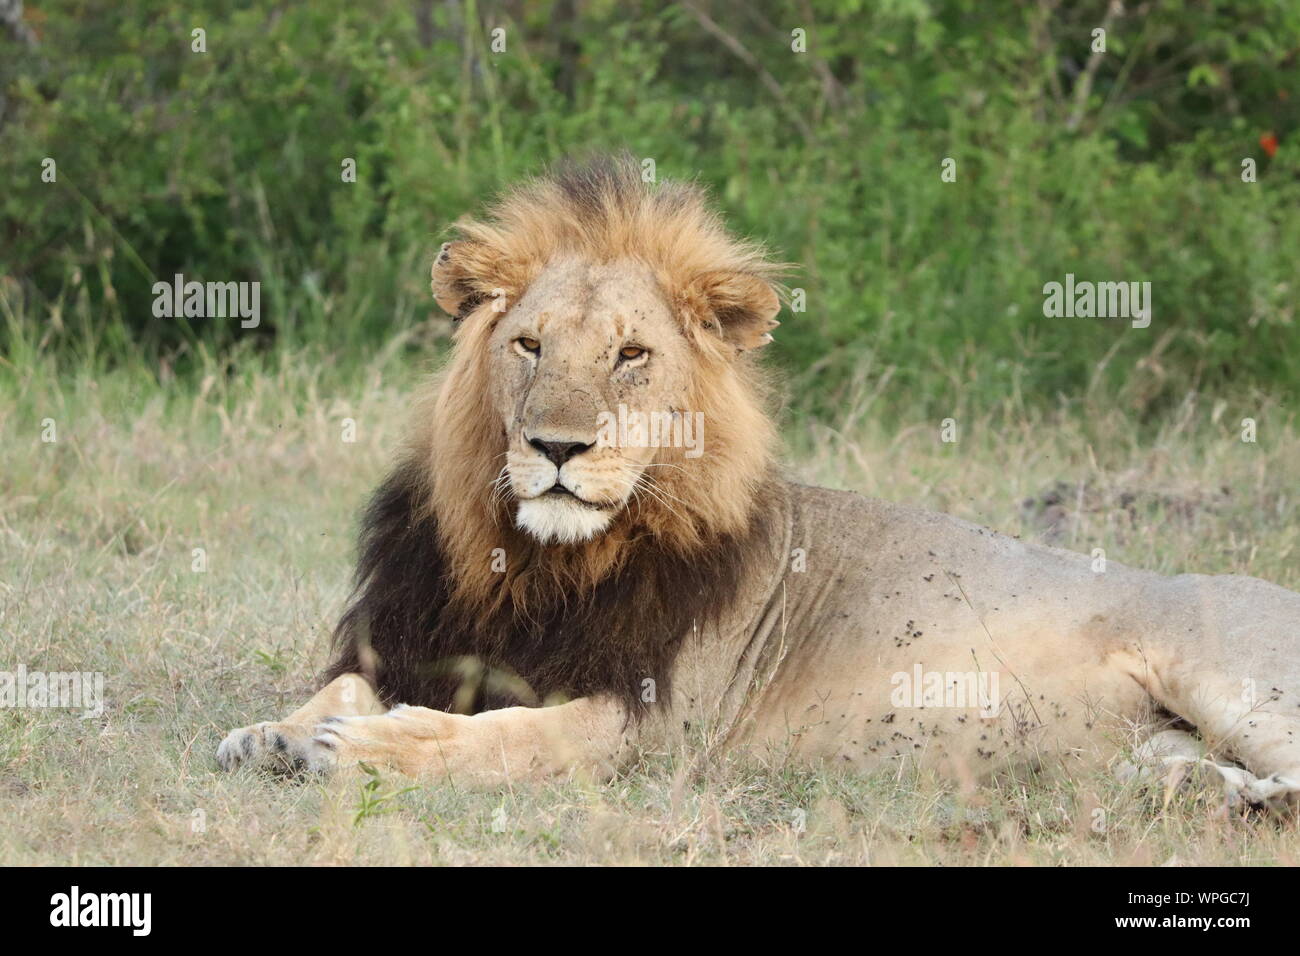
(683, 271, 781, 352)
(430, 241, 488, 321)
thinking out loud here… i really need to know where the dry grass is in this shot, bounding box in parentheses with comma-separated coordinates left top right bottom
(2, 348, 1298, 865)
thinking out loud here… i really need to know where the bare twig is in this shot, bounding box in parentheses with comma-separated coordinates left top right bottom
(679, 0, 815, 142)
(1065, 0, 1124, 132)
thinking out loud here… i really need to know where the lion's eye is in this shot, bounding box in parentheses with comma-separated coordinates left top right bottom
(515, 337, 541, 356)
(618, 345, 647, 362)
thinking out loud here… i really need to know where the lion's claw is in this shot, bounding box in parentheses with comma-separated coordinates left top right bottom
(216, 720, 335, 774)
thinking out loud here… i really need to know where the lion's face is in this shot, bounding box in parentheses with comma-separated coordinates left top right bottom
(487, 258, 692, 544)
(424, 156, 783, 580)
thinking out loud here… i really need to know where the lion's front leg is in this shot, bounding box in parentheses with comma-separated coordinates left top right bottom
(217, 673, 385, 773)
(310, 696, 630, 785)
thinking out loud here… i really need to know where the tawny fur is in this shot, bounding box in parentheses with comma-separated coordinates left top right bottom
(219, 156, 1300, 810)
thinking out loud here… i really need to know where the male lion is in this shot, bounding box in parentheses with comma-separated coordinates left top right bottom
(218, 156, 1300, 806)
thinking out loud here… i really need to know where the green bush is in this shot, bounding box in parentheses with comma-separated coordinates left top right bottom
(2, 0, 1297, 419)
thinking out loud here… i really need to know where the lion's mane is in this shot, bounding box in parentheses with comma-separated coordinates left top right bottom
(326, 155, 785, 715)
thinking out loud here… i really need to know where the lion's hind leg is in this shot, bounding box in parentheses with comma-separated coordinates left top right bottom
(1115, 573, 1300, 809)
(1116, 729, 1300, 810)
(217, 673, 385, 774)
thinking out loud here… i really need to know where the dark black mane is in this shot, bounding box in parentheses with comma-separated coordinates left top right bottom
(323, 458, 774, 716)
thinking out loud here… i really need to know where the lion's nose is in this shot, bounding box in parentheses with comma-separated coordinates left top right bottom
(527, 436, 593, 467)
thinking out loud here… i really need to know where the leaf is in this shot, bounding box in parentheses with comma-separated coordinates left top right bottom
(1187, 64, 1222, 89)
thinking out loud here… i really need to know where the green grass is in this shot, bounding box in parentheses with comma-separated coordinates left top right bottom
(3, 329, 1298, 865)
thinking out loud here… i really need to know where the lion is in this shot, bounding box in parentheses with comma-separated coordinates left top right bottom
(217, 155, 1300, 807)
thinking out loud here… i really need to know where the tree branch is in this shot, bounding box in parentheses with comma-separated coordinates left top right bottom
(679, 0, 815, 142)
(1065, 0, 1124, 132)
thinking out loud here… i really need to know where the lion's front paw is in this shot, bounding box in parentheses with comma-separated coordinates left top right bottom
(308, 706, 459, 776)
(216, 720, 335, 774)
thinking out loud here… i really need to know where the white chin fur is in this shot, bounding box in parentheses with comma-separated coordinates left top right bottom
(516, 497, 613, 544)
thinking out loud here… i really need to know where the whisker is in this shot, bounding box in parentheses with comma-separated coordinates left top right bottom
(486, 463, 514, 524)
(641, 462, 689, 475)
(634, 472, 688, 526)
(641, 471, 692, 510)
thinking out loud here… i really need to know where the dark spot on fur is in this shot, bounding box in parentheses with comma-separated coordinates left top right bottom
(454, 288, 486, 322)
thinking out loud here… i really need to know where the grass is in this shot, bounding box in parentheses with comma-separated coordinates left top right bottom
(2, 336, 1298, 866)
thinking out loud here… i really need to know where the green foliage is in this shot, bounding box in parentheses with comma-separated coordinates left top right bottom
(2, 0, 1297, 418)
(353, 762, 419, 826)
